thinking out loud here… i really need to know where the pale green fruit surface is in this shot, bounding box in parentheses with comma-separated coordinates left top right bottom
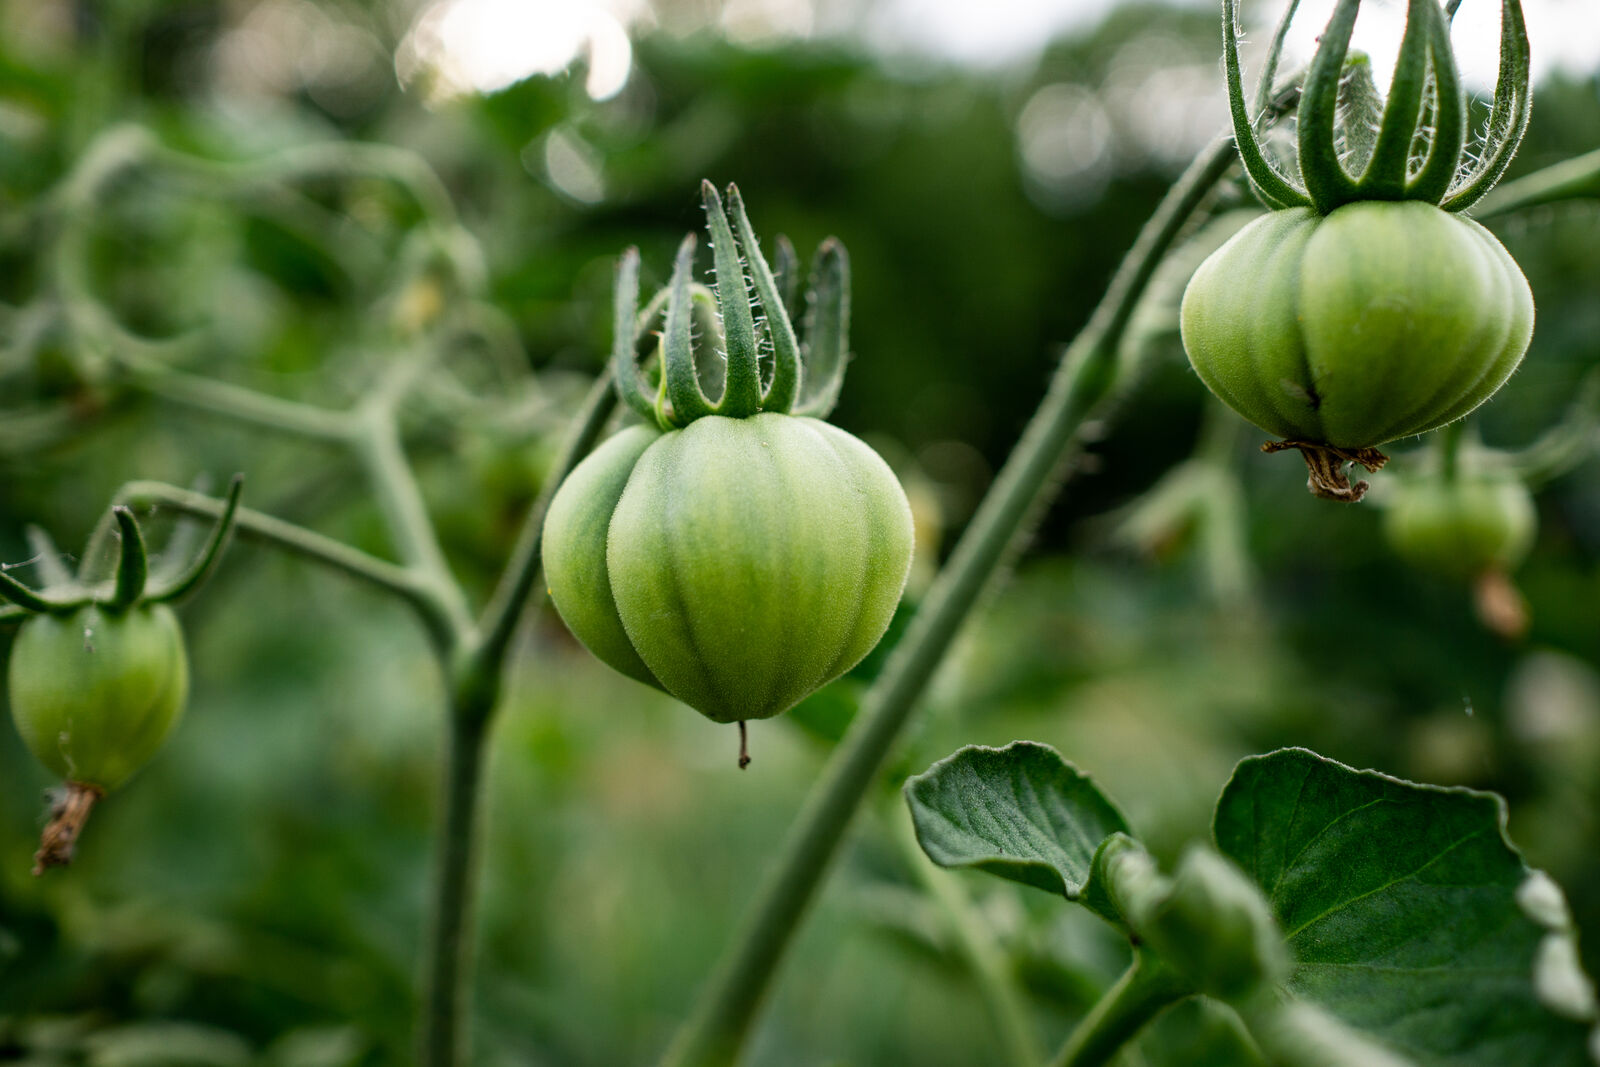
(8, 603, 189, 790)
(1180, 201, 1534, 449)
(546, 413, 914, 724)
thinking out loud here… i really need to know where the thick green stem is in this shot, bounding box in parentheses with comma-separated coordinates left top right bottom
(660, 138, 1240, 1067)
(1048, 952, 1189, 1067)
(417, 702, 491, 1067)
(893, 804, 1043, 1067)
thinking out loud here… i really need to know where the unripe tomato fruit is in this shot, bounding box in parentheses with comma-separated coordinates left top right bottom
(1180, 201, 1533, 449)
(1383, 474, 1536, 581)
(8, 603, 189, 791)
(543, 413, 914, 724)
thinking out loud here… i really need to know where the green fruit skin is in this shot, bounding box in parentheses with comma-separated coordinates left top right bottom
(542, 423, 666, 690)
(1180, 201, 1534, 449)
(544, 413, 914, 724)
(8, 603, 190, 790)
(1384, 475, 1536, 580)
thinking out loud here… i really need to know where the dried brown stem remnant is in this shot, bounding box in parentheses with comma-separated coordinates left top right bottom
(1262, 440, 1389, 502)
(738, 720, 751, 770)
(1474, 568, 1531, 640)
(34, 781, 102, 876)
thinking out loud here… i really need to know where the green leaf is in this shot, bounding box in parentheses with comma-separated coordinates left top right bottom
(904, 741, 1130, 921)
(1215, 748, 1600, 1067)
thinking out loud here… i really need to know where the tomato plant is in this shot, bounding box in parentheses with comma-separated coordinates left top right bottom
(4, 0, 1599, 1063)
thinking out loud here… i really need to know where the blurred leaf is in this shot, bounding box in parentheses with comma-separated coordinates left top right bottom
(1215, 748, 1600, 1066)
(84, 1021, 252, 1067)
(904, 741, 1130, 920)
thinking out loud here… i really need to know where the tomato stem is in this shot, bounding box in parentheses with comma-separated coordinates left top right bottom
(1261, 441, 1387, 502)
(32, 781, 103, 876)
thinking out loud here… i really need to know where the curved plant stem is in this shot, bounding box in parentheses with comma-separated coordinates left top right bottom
(660, 137, 1241, 1067)
(1047, 951, 1189, 1067)
(116, 480, 457, 651)
(1473, 146, 1600, 220)
(116, 353, 355, 442)
(892, 803, 1043, 1067)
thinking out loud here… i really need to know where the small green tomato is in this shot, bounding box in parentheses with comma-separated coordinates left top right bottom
(1383, 473, 1536, 582)
(8, 603, 190, 791)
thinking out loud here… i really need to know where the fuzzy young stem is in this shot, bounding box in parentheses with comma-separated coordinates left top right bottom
(660, 138, 1241, 1067)
(1047, 952, 1189, 1067)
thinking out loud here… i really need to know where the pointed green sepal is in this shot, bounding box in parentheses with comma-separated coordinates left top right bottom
(700, 181, 763, 418)
(1223, 0, 1312, 209)
(771, 234, 802, 323)
(0, 568, 55, 613)
(1355, 0, 1432, 198)
(1297, 0, 1364, 212)
(725, 185, 802, 414)
(610, 247, 659, 424)
(1406, 0, 1468, 203)
(1443, 0, 1531, 211)
(105, 506, 149, 612)
(147, 474, 244, 604)
(793, 238, 851, 419)
(661, 233, 715, 427)
(1252, 0, 1305, 115)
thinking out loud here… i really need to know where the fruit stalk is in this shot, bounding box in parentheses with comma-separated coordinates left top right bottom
(33, 781, 103, 876)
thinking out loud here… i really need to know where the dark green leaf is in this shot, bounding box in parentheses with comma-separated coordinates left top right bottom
(905, 741, 1130, 920)
(1215, 748, 1599, 1066)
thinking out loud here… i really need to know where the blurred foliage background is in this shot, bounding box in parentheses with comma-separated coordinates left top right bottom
(1, 0, 1599, 1063)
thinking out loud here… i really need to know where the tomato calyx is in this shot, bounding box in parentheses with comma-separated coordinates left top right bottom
(33, 781, 103, 875)
(1224, 0, 1530, 215)
(1261, 441, 1388, 503)
(612, 181, 850, 430)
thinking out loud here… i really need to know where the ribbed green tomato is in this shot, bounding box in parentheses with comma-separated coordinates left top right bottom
(1384, 474, 1536, 580)
(543, 413, 914, 723)
(8, 603, 189, 790)
(1180, 201, 1534, 449)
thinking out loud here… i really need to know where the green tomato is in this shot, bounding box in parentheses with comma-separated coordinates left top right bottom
(1180, 200, 1533, 449)
(543, 413, 914, 723)
(8, 603, 189, 791)
(1384, 473, 1536, 580)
